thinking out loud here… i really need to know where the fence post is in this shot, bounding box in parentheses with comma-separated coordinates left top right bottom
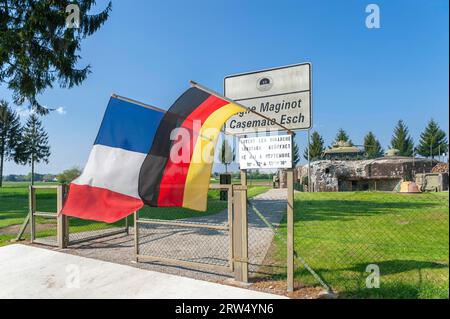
(57, 185, 68, 248)
(228, 185, 234, 272)
(29, 185, 36, 243)
(134, 211, 139, 262)
(125, 216, 129, 235)
(232, 184, 248, 283)
(240, 169, 247, 186)
(287, 169, 295, 292)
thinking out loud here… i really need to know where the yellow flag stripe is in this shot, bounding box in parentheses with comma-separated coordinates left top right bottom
(182, 103, 245, 210)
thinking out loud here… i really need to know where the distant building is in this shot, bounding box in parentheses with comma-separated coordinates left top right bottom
(296, 155, 439, 192)
(322, 141, 365, 161)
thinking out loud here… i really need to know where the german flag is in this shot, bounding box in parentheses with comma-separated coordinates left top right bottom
(62, 86, 245, 223)
(139, 87, 246, 211)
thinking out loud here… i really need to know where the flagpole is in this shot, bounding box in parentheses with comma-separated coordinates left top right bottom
(112, 93, 166, 113)
(189, 80, 295, 136)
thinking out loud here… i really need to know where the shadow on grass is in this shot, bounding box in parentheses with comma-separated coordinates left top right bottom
(339, 281, 449, 299)
(344, 259, 448, 275)
(288, 258, 449, 298)
(294, 200, 440, 222)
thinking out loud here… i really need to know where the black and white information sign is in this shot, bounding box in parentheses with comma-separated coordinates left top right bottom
(225, 63, 312, 135)
(239, 134, 292, 170)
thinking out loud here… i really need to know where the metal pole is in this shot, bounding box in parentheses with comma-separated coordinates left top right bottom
(307, 129, 311, 192)
(134, 211, 139, 262)
(232, 185, 248, 283)
(189, 80, 295, 135)
(438, 145, 441, 162)
(57, 185, 68, 249)
(228, 185, 234, 272)
(29, 185, 35, 243)
(287, 169, 295, 292)
(430, 143, 433, 167)
(124, 215, 129, 235)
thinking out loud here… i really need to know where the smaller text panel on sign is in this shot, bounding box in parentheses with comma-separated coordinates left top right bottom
(239, 134, 292, 170)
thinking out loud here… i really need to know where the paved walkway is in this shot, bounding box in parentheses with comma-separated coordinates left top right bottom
(136, 188, 288, 269)
(42, 188, 289, 283)
(0, 244, 285, 299)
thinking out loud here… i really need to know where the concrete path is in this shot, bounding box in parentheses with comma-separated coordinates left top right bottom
(0, 244, 285, 299)
(136, 188, 288, 271)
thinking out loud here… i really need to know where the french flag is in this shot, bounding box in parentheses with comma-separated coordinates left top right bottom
(62, 96, 165, 223)
(62, 87, 245, 223)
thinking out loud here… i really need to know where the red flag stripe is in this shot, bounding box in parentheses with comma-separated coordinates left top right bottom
(156, 95, 229, 206)
(62, 184, 144, 223)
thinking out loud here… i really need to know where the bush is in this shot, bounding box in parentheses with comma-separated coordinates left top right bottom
(57, 167, 82, 184)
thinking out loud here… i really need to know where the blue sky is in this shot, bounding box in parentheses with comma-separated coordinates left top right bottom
(1, 0, 449, 175)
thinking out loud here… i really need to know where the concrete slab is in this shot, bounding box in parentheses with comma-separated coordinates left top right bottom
(0, 244, 286, 299)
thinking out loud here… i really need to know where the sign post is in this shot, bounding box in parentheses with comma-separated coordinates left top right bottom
(224, 63, 312, 291)
(287, 168, 294, 292)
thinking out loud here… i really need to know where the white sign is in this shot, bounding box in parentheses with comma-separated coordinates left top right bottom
(225, 63, 312, 135)
(239, 135, 292, 170)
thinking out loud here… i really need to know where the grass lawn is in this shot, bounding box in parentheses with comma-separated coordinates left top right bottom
(0, 182, 271, 246)
(271, 192, 449, 299)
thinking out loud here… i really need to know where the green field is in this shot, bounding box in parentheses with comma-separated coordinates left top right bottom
(271, 192, 449, 298)
(1, 183, 448, 298)
(0, 182, 270, 246)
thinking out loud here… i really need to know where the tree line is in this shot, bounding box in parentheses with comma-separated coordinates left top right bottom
(304, 119, 448, 162)
(0, 101, 50, 187)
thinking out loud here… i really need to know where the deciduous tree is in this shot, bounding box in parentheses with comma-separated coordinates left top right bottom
(57, 167, 81, 184)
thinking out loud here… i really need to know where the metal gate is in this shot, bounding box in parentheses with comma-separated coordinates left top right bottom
(134, 184, 235, 273)
(26, 183, 254, 286)
(27, 185, 129, 248)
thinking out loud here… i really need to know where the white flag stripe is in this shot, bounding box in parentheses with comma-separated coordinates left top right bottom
(73, 145, 147, 198)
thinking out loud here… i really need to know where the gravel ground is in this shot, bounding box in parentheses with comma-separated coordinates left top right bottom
(39, 189, 288, 284)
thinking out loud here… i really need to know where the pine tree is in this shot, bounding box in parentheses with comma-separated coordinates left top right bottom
(0, 1, 112, 114)
(16, 114, 51, 185)
(390, 120, 414, 156)
(0, 101, 22, 187)
(334, 128, 353, 146)
(304, 131, 325, 161)
(219, 139, 234, 173)
(292, 139, 300, 166)
(416, 119, 448, 159)
(364, 132, 383, 159)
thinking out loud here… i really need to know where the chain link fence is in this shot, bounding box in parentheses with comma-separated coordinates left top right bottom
(246, 190, 289, 292)
(135, 191, 232, 272)
(23, 184, 448, 299)
(68, 217, 129, 245)
(253, 190, 449, 298)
